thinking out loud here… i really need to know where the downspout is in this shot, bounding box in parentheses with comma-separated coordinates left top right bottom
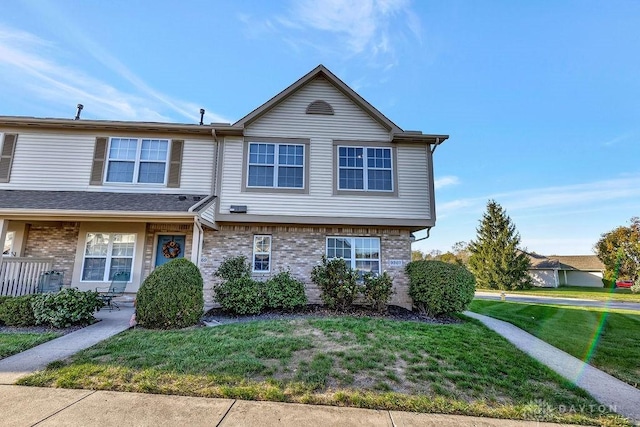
(412, 137, 442, 244)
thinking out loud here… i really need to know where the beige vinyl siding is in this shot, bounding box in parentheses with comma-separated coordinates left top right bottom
(219, 138, 431, 220)
(0, 132, 215, 194)
(245, 77, 390, 140)
(200, 203, 216, 224)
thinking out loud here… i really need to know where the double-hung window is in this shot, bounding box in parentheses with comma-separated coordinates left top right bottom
(338, 146, 392, 191)
(252, 235, 272, 272)
(247, 142, 304, 188)
(106, 138, 169, 184)
(82, 233, 135, 281)
(326, 237, 381, 274)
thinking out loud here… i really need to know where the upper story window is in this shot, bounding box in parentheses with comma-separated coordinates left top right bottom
(338, 146, 393, 192)
(247, 142, 304, 189)
(106, 138, 169, 184)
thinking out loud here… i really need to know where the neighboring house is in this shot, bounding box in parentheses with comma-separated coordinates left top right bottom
(527, 253, 605, 288)
(0, 65, 448, 309)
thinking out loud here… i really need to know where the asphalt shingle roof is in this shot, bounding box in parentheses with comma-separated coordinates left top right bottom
(0, 190, 209, 212)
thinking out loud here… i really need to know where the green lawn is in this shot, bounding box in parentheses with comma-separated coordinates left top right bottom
(0, 332, 60, 359)
(477, 286, 640, 303)
(470, 300, 640, 389)
(18, 317, 628, 425)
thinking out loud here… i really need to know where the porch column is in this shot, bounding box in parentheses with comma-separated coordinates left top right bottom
(191, 218, 203, 267)
(0, 219, 7, 263)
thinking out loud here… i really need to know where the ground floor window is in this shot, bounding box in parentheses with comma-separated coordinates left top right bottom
(82, 233, 135, 281)
(3, 231, 15, 255)
(253, 235, 272, 272)
(326, 237, 380, 274)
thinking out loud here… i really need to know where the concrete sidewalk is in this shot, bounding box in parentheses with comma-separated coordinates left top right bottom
(0, 385, 570, 427)
(475, 291, 640, 312)
(465, 311, 640, 423)
(0, 306, 134, 384)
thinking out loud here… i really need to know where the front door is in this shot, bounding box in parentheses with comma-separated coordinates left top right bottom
(155, 235, 186, 267)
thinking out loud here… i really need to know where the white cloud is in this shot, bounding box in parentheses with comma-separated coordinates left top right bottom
(434, 175, 460, 190)
(438, 175, 640, 218)
(244, 0, 419, 67)
(0, 24, 228, 123)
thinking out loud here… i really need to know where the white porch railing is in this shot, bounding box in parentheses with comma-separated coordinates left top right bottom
(0, 257, 53, 296)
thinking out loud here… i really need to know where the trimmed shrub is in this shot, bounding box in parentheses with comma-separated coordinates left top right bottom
(32, 289, 103, 328)
(214, 256, 251, 281)
(311, 256, 359, 311)
(265, 271, 307, 311)
(136, 258, 204, 329)
(0, 295, 37, 326)
(362, 271, 394, 313)
(406, 260, 476, 317)
(214, 276, 265, 315)
(631, 281, 640, 294)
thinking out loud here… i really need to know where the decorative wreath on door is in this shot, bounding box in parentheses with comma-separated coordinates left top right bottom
(162, 240, 181, 258)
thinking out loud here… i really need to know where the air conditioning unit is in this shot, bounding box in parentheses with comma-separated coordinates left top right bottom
(229, 205, 247, 213)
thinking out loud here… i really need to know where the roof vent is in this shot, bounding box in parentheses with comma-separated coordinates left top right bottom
(306, 100, 334, 115)
(74, 104, 83, 120)
(178, 195, 187, 201)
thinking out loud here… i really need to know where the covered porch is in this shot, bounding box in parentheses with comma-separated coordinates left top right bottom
(0, 190, 216, 297)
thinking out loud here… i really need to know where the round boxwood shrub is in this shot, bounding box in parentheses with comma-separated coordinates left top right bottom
(265, 271, 307, 311)
(214, 276, 265, 315)
(136, 258, 204, 329)
(406, 260, 476, 317)
(311, 256, 359, 311)
(0, 295, 37, 326)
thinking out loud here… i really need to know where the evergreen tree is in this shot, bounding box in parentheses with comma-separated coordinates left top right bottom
(468, 200, 532, 290)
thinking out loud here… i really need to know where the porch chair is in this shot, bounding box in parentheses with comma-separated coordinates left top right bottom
(96, 271, 129, 311)
(38, 270, 64, 294)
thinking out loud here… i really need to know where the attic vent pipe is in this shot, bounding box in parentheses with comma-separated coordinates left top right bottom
(199, 109, 205, 125)
(74, 104, 83, 120)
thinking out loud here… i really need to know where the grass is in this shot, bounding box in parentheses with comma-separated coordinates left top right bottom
(477, 286, 640, 303)
(470, 300, 640, 389)
(17, 317, 629, 425)
(0, 332, 60, 359)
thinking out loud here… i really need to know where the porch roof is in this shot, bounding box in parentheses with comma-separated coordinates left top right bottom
(0, 190, 208, 213)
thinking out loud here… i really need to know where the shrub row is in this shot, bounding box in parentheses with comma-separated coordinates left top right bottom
(0, 289, 103, 328)
(213, 256, 308, 315)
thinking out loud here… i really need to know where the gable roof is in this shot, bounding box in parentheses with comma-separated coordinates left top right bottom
(525, 252, 605, 271)
(548, 255, 605, 271)
(234, 64, 403, 133)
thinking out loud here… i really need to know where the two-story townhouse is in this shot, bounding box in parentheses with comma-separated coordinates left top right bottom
(0, 65, 447, 309)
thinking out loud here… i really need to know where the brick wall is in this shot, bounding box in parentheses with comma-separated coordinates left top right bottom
(200, 225, 413, 309)
(23, 222, 80, 287)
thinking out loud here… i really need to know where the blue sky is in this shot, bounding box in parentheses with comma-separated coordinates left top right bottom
(1, 0, 638, 255)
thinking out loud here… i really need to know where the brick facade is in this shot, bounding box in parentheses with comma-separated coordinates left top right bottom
(23, 222, 80, 287)
(200, 224, 413, 309)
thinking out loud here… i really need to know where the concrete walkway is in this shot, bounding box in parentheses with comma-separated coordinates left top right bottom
(465, 311, 640, 423)
(475, 291, 640, 312)
(0, 384, 571, 427)
(0, 306, 134, 384)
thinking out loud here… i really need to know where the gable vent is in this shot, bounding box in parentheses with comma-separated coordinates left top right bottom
(306, 100, 334, 115)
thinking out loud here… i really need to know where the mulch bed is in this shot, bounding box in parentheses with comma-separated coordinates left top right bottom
(202, 304, 461, 325)
(0, 324, 87, 335)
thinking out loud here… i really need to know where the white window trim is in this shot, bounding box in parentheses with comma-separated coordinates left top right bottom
(105, 137, 170, 185)
(325, 236, 382, 273)
(337, 146, 393, 192)
(80, 232, 136, 282)
(252, 235, 272, 273)
(247, 142, 305, 189)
